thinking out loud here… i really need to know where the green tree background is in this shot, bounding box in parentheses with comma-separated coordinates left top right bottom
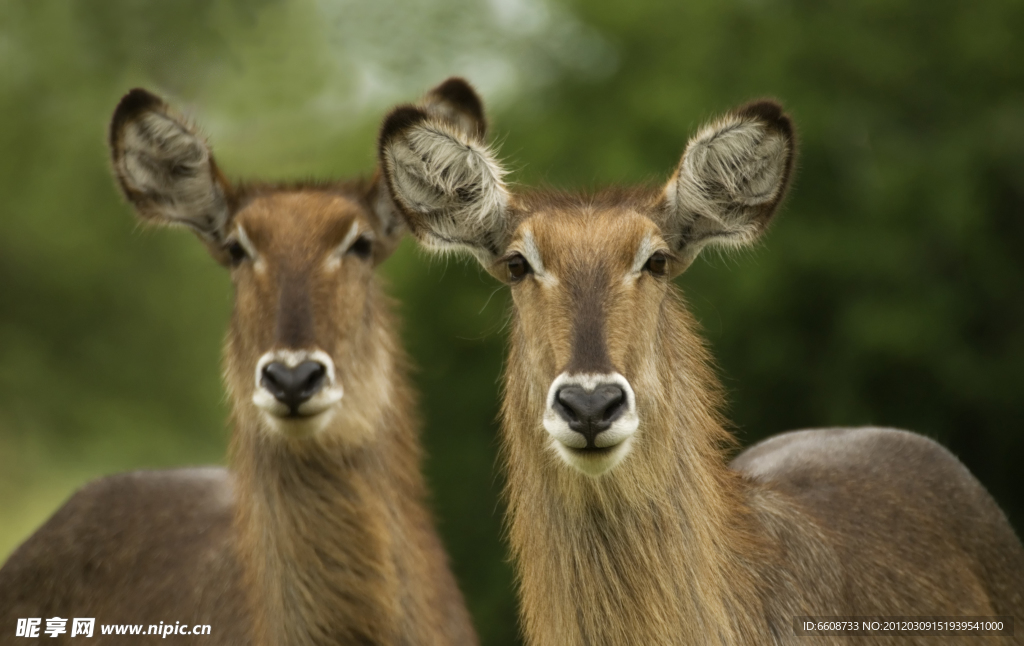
(1, 0, 1021, 642)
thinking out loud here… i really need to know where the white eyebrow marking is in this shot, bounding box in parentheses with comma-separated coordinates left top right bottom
(236, 223, 258, 259)
(626, 232, 662, 284)
(234, 223, 266, 272)
(520, 229, 558, 287)
(325, 220, 367, 270)
(338, 220, 362, 254)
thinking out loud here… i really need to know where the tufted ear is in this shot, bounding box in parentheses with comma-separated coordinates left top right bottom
(377, 82, 510, 268)
(657, 100, 796, 271)
(109, 89, 233, 247)
(366, 77, 493, 261)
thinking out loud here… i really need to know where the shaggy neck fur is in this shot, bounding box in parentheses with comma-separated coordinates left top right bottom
(503, 290, 784, 646)
(229, 290, 430, 646)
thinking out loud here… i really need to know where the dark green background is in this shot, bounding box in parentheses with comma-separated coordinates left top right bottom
(1, 1, 1021, 643)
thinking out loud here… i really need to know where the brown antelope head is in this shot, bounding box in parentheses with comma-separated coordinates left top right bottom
(110, 81, 485, 444)
(379, 101, 794, 477)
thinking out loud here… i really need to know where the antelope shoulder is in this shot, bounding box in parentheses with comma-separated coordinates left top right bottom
(734, 427, 1024, 616)
(0, 468, 248, 642)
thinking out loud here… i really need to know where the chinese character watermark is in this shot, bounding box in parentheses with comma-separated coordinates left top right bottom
(16, 617, 95, 638)
(44, 617, 67, 638)
(15, 618, 40, 637)
(71, 618, 95, 637)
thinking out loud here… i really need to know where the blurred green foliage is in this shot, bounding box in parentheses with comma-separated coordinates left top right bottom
(1, 0, 1021, 643)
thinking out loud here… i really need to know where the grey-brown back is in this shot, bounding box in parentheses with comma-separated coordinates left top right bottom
(0, 468, 249, 645)
(733, 427, 1024, 642)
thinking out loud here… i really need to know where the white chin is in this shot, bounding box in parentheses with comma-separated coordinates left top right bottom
(552, 436, 633, 477)
(260, 407, 336, 438)
(252, 389, 343, 438)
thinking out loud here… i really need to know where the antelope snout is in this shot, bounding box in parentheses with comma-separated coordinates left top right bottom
(253, 350, 344, 430)
(261, 360, 327, 412)
(543, 372, 639, 476)
(552, 384, 627, 447)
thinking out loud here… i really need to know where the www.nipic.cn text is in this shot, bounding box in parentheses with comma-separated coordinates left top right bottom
(15, 617, 212, 638)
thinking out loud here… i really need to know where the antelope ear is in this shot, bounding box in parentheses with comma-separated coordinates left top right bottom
(419, 77, 487, 140)
(377, 102, 511, 267)
(109, 89, 232, 246)
(365, 77, 492, 262)
(658, 100, 795, 270)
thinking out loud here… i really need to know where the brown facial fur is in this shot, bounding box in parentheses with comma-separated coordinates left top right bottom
(501, 196, 766, 644)
(503, 202, 666, 383)
(379, 100, 1024, 645)
(0, 83, 482, 646)
(217, 184, 479, 645)
(504, 194, 1024, 646)
(222, 189, 396, 442)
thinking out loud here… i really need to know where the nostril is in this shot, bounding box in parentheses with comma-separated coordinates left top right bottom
(261, 362, 292, 400)
(260, 360, 328, 412)
(553, 389, 580, 423)
(554, 384, 628, 444)
(596, 385, 626, 423)
(293, 361, 327, 398)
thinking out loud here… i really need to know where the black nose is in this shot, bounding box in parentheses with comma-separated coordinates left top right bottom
(553, 384, 627, 447)
(260, 360, 327, 414)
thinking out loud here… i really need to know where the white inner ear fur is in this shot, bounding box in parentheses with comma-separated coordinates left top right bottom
(666, 114, 788, 250)
(119, 111, 228, 241)
(384, 120, 508, 263)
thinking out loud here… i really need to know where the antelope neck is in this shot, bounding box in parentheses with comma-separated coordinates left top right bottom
(230, 337, 422, 646)
(503, 298, 767, 646)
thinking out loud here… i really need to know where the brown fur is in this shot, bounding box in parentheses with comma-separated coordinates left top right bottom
(0, 83, 482, 646)
(378, 99, 1024, 645)
(500, 204, 1024, 645)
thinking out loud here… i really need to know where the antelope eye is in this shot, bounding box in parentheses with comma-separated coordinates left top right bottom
(348, 235, 373, 260)
(227, 240, 248, 266)
(644, 252, 668, 277)
(507, 254, 532, 282)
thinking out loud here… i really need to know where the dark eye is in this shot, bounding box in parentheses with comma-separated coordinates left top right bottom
(227, 240, 248, 266)
(507, 254, 532, 282)
(644, 252, 668, 277)
(348, 235, 373, 260)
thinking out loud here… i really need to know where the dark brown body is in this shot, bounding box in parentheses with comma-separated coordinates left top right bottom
(0, 80, 483, 646)
(0, 469, 248, 643)
(734, 427, 1024, 638)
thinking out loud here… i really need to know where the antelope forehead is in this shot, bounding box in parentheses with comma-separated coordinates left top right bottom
(241, 191, 364, 225)
(236, 201, 371, 258)
(518, 225, 664, 278)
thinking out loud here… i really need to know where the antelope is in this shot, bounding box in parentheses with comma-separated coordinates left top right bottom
(0, 80, 483, 646)
(377, 98, 1024, 644)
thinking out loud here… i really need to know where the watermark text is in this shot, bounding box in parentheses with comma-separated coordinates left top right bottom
(795, 616, 1013, 636)
(16, 618, 211, 639)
